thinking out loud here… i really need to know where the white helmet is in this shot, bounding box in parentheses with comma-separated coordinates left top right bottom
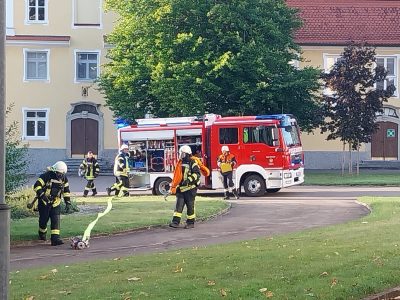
(51, 161, 68, 174)
(120, 144, 129, 151)
(221, 145, 229, 152)
(179, 145, 192, 159)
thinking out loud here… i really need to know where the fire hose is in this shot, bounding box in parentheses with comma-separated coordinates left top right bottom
(71, 197, 113, 250)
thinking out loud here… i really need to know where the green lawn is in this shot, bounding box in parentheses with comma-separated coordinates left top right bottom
(11, 196, 229, 243)
(304, 170, 400, 186)
(9, 196, 400, 299)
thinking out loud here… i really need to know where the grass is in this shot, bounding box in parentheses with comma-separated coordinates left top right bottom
(304, 169, 400, 186)
(9, 196, 400, 299)
(10, 195, 228, 243)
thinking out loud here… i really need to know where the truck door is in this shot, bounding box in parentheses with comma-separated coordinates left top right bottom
(240, 125, 282, 168)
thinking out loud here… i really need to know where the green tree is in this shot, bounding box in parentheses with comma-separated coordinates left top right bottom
(99, 0, 322, 131)
(6, 105, 28, 194)
(321, 44, 395, 174)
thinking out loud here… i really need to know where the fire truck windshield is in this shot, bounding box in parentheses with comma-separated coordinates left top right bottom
(282, 125, 301, 147)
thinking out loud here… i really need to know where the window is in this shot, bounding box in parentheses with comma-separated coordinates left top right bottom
(243, 126, 279, 147)
(376, 107, 399, 118)
(323, 54, 342, 73)
(219, 128, 238, 144)
(23, 109, 49, 140)
(73, 0, 101, 26)
(27, 0, 47, 23)
(376, 57, 398, 97)
(76, 52, 99, 81)
(24, 50, 49, 81)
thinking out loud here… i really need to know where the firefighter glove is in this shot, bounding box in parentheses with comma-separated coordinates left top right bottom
(65, 202, 71, 213)
(181, 180, 188, 186)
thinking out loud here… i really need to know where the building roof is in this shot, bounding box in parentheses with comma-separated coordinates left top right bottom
(286, 0, 400, 46)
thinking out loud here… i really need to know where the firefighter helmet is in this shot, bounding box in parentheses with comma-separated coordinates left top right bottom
(120, 144, 129, 151)
(51, 161, 68, 174)
(179, 145, 192, 155)
(221, 145, 229, 152)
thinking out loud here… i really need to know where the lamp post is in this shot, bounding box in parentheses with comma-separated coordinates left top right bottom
(0, 0, 10, 299)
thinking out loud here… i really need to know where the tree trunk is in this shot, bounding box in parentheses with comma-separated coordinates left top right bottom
(348, 143, 353, 175)
(356, 146, 360, 175)
(341, 142, 346, 176)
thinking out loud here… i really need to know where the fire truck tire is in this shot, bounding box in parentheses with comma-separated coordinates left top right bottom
(154, 177, 172, 195)
(266, 188, 281, 193)
(243, 174, 266, 197)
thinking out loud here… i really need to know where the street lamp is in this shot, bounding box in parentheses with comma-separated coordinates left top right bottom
(0, 0, 11, 299)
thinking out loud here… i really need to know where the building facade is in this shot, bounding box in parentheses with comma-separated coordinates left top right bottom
(5, 0, 400, 173)
(5, 0, 117, 174)
(288, 0, 400, 169)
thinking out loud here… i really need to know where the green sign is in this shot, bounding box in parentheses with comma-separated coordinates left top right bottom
(387, 129, 396, 138)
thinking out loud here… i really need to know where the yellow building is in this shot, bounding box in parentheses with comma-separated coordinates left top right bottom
(5, 0, 117, 173)
(5, 0, 400, 173)
(288, 0, 400, 169)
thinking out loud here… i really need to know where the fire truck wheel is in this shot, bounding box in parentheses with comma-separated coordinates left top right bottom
(243, 174, 266, 197)
(154, 177, 172, 196)
(266, 188, 281, 193)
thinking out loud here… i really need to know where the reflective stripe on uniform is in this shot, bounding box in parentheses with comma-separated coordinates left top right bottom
(173, 212, 182, 218)
(39, 227, 47, 233)
(38, 178, 45, 186)
(51, 229, 60, 235)
(187, 214, 196, 220)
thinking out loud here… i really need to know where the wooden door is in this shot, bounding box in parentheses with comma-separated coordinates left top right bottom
(371, 122, 398, 160)
(71, 118, 98, 155)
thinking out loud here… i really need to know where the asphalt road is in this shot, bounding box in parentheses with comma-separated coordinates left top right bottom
(11, 184, 400, 271)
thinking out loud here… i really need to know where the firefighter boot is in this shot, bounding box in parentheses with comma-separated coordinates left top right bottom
(51, 235, 64, 246)
(92, 188, 97, 196)
(184, 223, 194, 229)
(223, 192, 230, 200)
(169, 222, 180, 228)
(83, 190, 89, 198)
(233, 188, 240, 200)
(38, 230, 47, 241)
(106, 187, 111, 196)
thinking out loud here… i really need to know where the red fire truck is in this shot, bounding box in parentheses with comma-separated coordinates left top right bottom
(117, 113, 304, 197)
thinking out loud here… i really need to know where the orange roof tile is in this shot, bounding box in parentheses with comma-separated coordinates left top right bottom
(286, 0, 400, 46)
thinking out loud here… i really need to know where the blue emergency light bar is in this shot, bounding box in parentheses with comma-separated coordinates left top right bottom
(255, 114, 296, 127)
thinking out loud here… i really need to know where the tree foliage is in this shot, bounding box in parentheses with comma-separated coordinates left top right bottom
(6, 104, 28, 195)
(321, 44, 395, 150)
(99, 0, 322, 131)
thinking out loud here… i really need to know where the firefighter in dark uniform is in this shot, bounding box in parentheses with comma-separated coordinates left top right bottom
(217, 145, 239, 200)
(79, 151, 100, 197)
(33, 161, 71, 246)
(106, 150, 121, 196)
(169, 145, 201, 229)
(113, 144, 130, 197)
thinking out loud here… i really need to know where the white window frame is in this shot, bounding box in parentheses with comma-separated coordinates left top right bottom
(375, 55, 399, 98)
(25, 0, 48, 24)
(22, 108, 50, 140)
(23, 48, 50, 82)
(71, 0, 103, 29)
(323, 53, 341, 73)
(74, 50, 101, 83)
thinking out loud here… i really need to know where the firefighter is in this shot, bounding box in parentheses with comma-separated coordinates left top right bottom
(33, 161, 71, 246)
(79, 151, 100, 197)
(112, 144, 130, 197)
(169, 145, 201, 229)
(217, 145, 239, 200)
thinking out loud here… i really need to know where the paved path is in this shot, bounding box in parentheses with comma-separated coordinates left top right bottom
(11, 185, 399, 271)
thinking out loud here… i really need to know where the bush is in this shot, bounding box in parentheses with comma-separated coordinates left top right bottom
(6, 104, 28, 195)
(6, 188, 80, 219)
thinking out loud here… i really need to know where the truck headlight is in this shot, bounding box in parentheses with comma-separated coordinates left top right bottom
(284, 173, 292, 179)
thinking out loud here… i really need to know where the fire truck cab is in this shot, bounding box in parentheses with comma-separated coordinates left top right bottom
(118, 113, 304, 197)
